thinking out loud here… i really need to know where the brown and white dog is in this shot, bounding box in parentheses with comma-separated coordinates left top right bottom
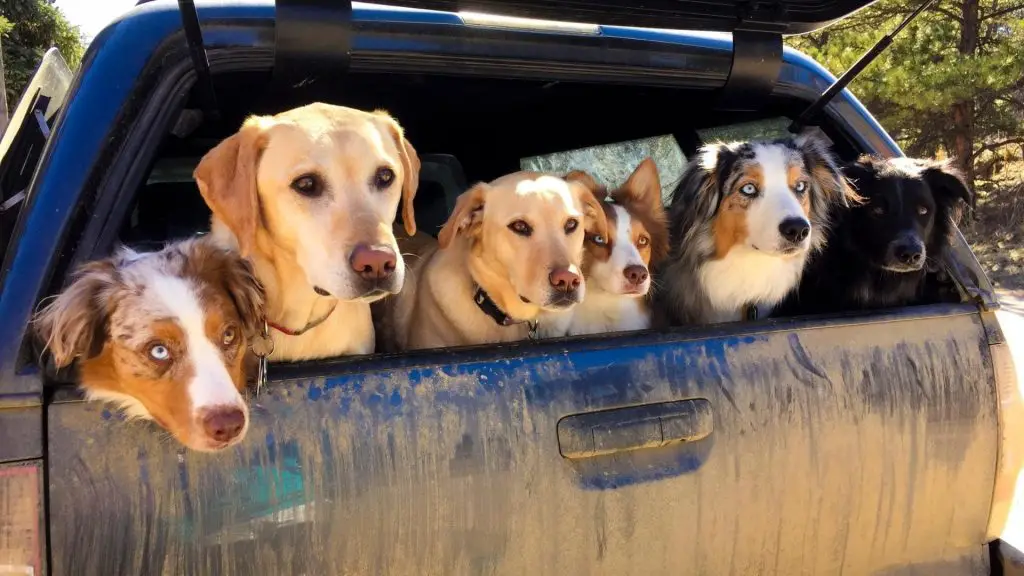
(658, 135, 849, 325)
(194, 103, 419, 361)
(540, 159, 669, 337)
(33, 237, 264, 452)
(387, 172, 608, 350)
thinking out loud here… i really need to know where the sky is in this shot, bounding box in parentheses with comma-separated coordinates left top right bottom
(54, 0, 137, 43)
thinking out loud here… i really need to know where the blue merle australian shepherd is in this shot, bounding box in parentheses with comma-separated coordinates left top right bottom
(658, 134, 852, 325)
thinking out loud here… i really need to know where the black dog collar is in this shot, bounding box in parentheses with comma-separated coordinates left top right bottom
(473, 285, 538, 339)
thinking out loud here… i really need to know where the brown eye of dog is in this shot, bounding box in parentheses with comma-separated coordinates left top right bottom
(374, 167, 395, 189)
(917, 206, 929, 216)
(638, 236, 650, 247)
(508, 220, 533, 237)
(291, 174, 323, 198)
(148, 342, 171, 363)
(221, 326, 237, 347)
(564, 218, 579, 235)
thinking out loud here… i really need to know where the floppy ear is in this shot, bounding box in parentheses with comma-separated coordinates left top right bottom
(571, 181, 609, 241)
(438, 183, 487, 249)
(921, 159, 972, 210)
(672, 144, 732, 223)
(796, 132, 853, 207)
(33, 259, 121, 367)
(221, 255, 266, 337)
(377, 112, 422, 237)
(565, 169, 603, 195)
(193, 117, 268, 257)
(187, 240, 267, 337)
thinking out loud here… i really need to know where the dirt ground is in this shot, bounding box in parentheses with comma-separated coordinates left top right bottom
(961, 160, 1024, 299)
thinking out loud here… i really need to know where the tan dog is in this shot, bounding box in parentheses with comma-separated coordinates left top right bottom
(388, 172, 607, 350)
(194, 103, 419, 360)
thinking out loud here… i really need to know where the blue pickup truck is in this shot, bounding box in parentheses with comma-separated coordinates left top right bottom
(1, 0, 1022, 574)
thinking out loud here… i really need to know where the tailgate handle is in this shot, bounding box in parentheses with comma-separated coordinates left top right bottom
(557, 399, 713, 460)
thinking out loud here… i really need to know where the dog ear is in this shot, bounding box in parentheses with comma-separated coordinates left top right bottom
(377, 112, 422, 237)
(674, 144, 733, 222)
(565, 169, 603, 195)
(921, 159, 972, 210)
(619, 158, 670, 265)
(33, 258, 121, 367)
(183, 239, 266, 337)
(618, 158, 665, 215)
(571, 180, 609, 241)
(221, 255, 266, 338)
(796, 133, 854, 207)
(438, 183, 488, 249)
(194, 117, 269, 257)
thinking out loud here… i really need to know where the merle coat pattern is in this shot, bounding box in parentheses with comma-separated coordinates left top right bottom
(656, 134, 849, 325)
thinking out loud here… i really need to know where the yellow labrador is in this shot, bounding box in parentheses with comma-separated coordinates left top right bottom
(194, 103, 419, 360)
(388, 171, 607, 350)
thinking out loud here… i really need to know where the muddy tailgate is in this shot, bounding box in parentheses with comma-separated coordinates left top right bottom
(46, 304, 996, 575)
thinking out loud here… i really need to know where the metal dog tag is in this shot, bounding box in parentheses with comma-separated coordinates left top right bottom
(250, 322, 275, 396)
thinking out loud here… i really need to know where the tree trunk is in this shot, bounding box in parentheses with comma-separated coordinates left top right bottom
(953, 0, 980, 214)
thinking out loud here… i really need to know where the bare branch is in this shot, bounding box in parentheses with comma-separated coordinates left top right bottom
(971, 138, 1024, 160)
(981, 3, 1024, 20)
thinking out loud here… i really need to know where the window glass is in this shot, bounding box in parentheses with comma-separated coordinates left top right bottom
(521, 134, 685, 206)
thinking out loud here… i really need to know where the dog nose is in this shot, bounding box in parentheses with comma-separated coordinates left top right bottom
(893, 242, 925, 266)
(201, 407, 246, 443)
(623, 265, 649, 286)
(349, 244, 397, 280)
(778, 218, 811, 243)
(549, 266, 582, 293)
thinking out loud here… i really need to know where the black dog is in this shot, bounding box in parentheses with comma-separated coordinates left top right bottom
(778, 155, 972, 315)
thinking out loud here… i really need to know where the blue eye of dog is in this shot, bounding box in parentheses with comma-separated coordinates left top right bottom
(509, 220, 533, 237)
(148, 343, 171, 362)
(794, 180, 808, 194)
(917, 206, 929, 216)
(564, 218, 579, 235)
(374, 166, 395, 189)
(590, 234, 606, 246)
(291, 174, 323, 197)
(740, 183, 758, 197)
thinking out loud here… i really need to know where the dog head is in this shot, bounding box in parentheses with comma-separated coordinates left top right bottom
(672, 134, 849, 260)
(843, 155, 971, 273)
(194, 103, 420, 303)
(567, 158, 668, 297)
(438, 172, 608, 311)
(33, 239, 265, 452)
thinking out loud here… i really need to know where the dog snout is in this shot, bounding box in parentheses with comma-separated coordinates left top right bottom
(890, 239, 925, 268)
(549, 266, 582, 293)
(623, 265, 649, 287)
(349, 244, 397, 281)
(778, 217, 811, 244)
(201, 406, 246, 443)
